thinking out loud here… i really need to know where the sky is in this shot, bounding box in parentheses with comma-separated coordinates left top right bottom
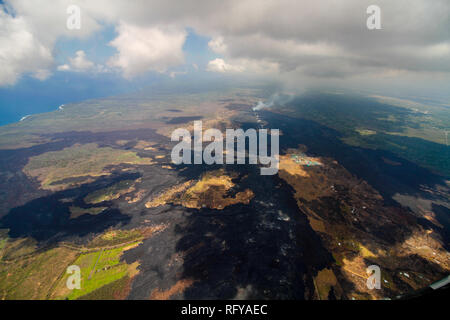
(1, 0, 449, 125)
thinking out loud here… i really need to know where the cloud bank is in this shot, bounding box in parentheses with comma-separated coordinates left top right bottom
(0, 0, 449, 97)
(107, 23, 186, 78)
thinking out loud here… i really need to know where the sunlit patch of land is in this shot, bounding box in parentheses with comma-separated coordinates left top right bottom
(355, 128, 376, 136)
(0, 134, 55, 150)
(313, 268, 343, 300)
(115, 140, 129, 146)
(278, 155, 309, 178)
(133, 140, 158, 150)
(0, 246, 78, 300)
(145, 181, 194, 208)
(145, 169, 254, 210)
(50, 225, 166, 299)
(181, 170, 254, 210)
(52, 242, 140, 300)
(0, 224, 167, 300)
(0, 237, 37, 261)
(279, 149, 332, 202)
(84, 180, 136, 204)
(69, 206, 108, 219)
(23, 143, 154, 191)
(0, 230, 8, 257)
(149, 279, 195, 300)
(278, 147, 450, 299)
(87, 225, 167, 249)
(125, 189, 147, 204)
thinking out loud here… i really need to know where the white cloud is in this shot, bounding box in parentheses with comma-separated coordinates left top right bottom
(0, 9, 53, 86)
(207, 58, 243, 73)
(207, 58, 278, 74)
(6, 0, 101, 43)
(1, 0, 449, 93)
(208, 37, 227, 54)
(57, 50, 106, 73)
(69, 50, 95, 70)
(57, 64, 71, 71)
(107, 22, 186, 78)
(32, 69, 52, 80)
(0, 0, 103, 85)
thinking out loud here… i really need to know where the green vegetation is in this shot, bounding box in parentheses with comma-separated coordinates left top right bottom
(0, 88, 260, 150)
(69, 206, 108, 219)
(344, 132, 450, 176)
(0, 227, 149, 300)
(0, 237, 37, 261)
(357, 243, 377, 258)
(55, 243, 139, 300)
(84, 180, 135, 204)
(76, 275, 132, 300)
(0, 239, 6, 251)
(283, 93, 450, 176)
(23, 143, 153, 190)
(283, 93, 412, 135)
(87, 229, 143, 248)
(0, 247, 78, 300)
(356, 128, 376, 136)
(0, 230, 8, 253)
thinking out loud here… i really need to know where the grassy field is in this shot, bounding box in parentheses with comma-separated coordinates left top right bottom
(23, 143, 153, 190)
(0, 239, 139, 300)
(87, 229, 143, 248)
(0, 230, 7, 253)
(69, 206, 108, 219)
(0, 225, 163, 300)
(0, 237, 37, 261)
(52, 242, 140, 300)
(84, 180, 135, 204)
(0, 247, 78, 300)
(0, 239, 6, 252)
(75, 274, 134, 300)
